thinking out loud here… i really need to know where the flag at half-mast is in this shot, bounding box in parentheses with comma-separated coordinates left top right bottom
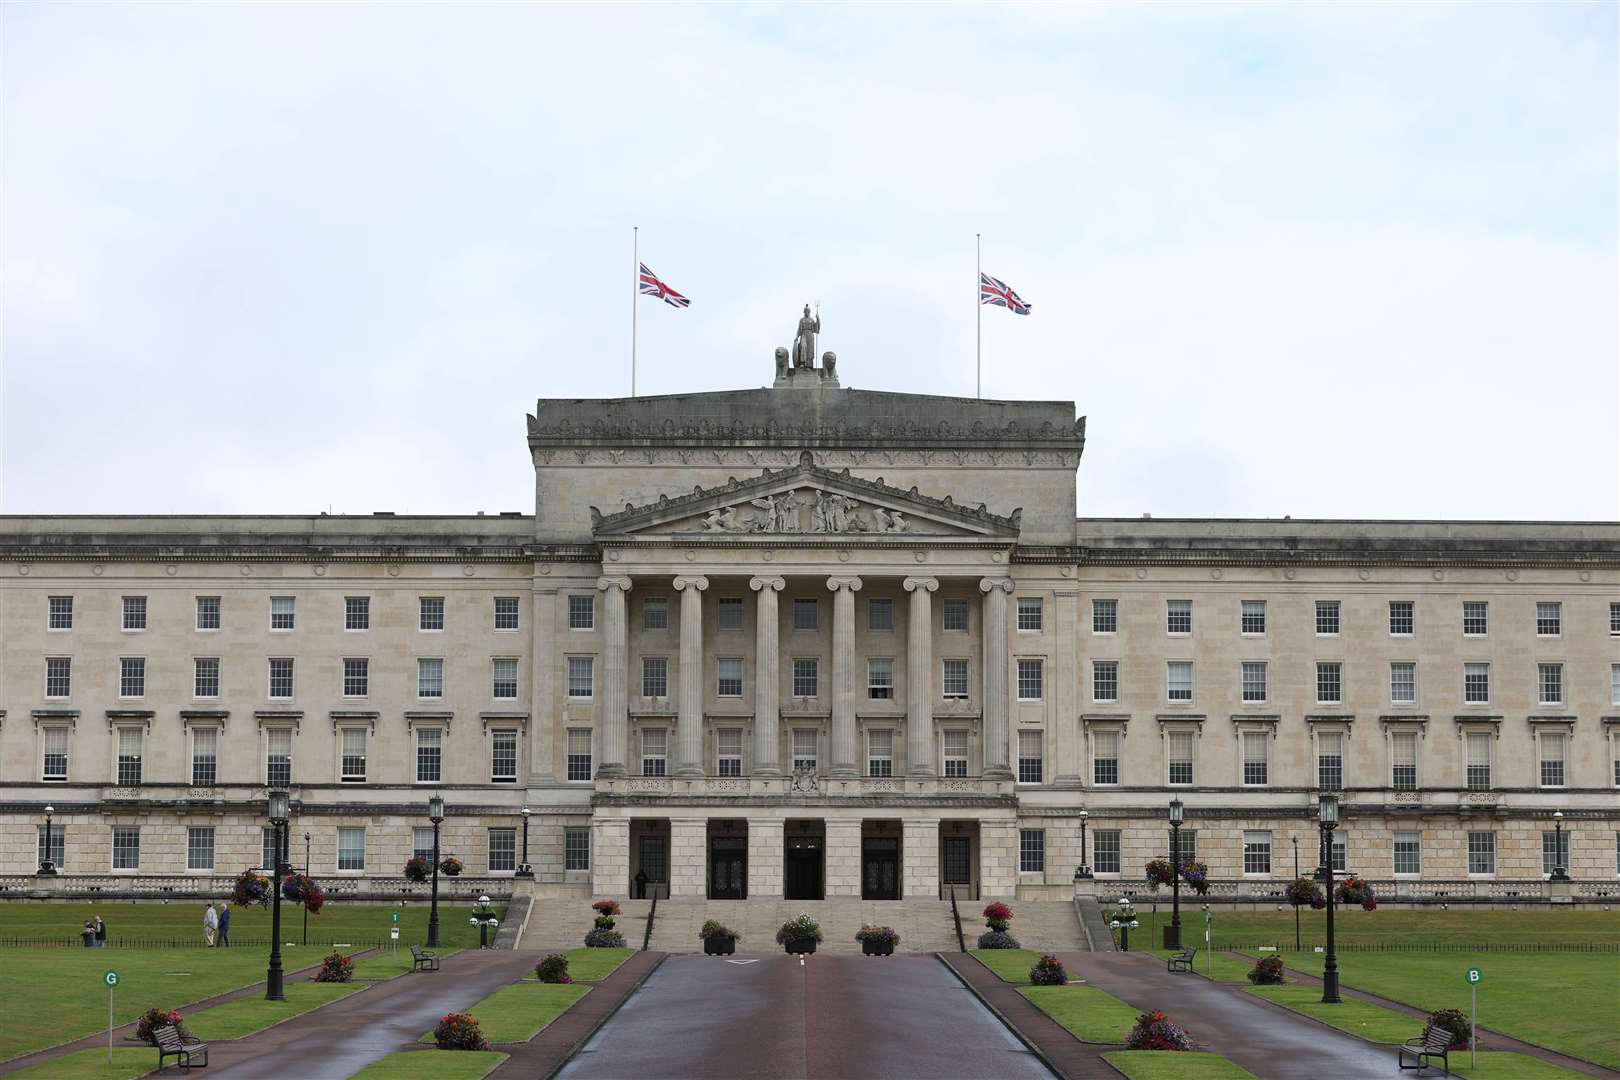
(979, 272, 1031, 315)
(639, 263, 690, 308)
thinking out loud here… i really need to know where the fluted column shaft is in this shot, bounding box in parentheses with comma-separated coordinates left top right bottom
(673, 576, 708, 777)
(828, 576, 863, 778)
(751, 576, 786, 775)
(596, 577, 632, 778)
(980, 577, 1015, 780)
(904, 577, 938, 776)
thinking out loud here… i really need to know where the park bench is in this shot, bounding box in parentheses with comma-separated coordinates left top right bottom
(410, 944, 440, 972)
(153, 1023, 208, 1072)
(1397, 1023, 1454, 1075)
(1166, 946, 1197, 973)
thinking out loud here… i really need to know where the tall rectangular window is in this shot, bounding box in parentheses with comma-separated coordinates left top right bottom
(492, 658, 518, 699)
(187, 827, 215, 871)
(488, 828, 516, 873)
(1243, 831, 1272, 875)
(266, 728, 292, 786)
(567, 656, 594, 699)
(1464, 663, 1491, 704)
(493, 596, 520, 631)
(564, 827, 591, 871)
(1017, 598, 1043, 631)
(117, 727, 144, 785)
(1167, 730, 1194, 786)
(1462, 600, 1487, 636)
(120, 657, 146, 698)
(793, 728, 818, 771)
(1391, 731, 1418, 790)
(792, 658, 819, 697)
(716, 597, 744, 631)
(567, 729, 592, 781)
(641, 727, 667, 776)
(1093, 830, 1121, 874)
(1241, 661, 1267, 703)
(865, 729, 892, 778)
(1317, 732, 1343, 791)
(1242, 731, 1269, 786)
(270, 595, 296, 630)
(1092, 598, 1117, 633)
(568, 595, 595, 630)
(943, 658, 970, 699)
(1612, 602, 1620, 636)
(1315, 600, 1341, 635)
(195, 596, 221, 631)
(37, 826, 65, 869)
(344, 596, 370, 631)
(1017, 659, 1044, 701)
(1019, 830, 1045, 873)
(1092, 729, 1120, 785)
(48, 595, 74, 630)
(490, 729, 518, 783)
(1536, 601, 1561, 637)
(1330, 828, 1347, 872)
(1092, 660, 1119, 703)
(112, 827, 140, 870)
(943, 598, 969, 632)
(642, 596, 669, 630)
(1542, 831, 1569, 876)
(1388, 601, 1414, 636)
(42, 725, 69, 781)
(1467, 831, 1496, 875)
(1316, 661, 1342, 704)
(194, 657, 220, 697)
(343, 658, 369, 697)
(1539, 732, 1566, 787)
(122, 595, 147, 631)
(1166, 661, 1193, 703)
(416, 727, 443, 783)
(1393, 832, 1422, 875)
(1241, 600, 1266, 634)
(269, 657, 294, 699)
(1018, 730, 1043, 784)
(867, 658, 894, 700)
(1612, 663, 1620, 707)
(45, 657, 71, 698)
(717, 728, 744, 776)
(1390, 662, 1417, 705)
(942, 730, 969, 777)
(867, 597, 894, 632)
(413, 827, 435, 862)
(1466, 732, 1492, 790)
(337, 827, 365, 871)
(1538, 663, 1564, 706)
(340, 727, 367, 782)
(716, 657, 743, 698)
(792, 598, 818, 631)
(1166, 599, 1192, 634)
(418, 658, 444, 699)
(191, 727, 218, 786)
(641, 656, 669, 698)
(419, 597, 445, 631)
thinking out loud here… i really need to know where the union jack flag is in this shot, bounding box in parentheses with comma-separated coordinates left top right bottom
(638, 263, 690, 308)
(979, 272, 1031, 315)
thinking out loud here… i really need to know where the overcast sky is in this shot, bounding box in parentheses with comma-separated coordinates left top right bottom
(4, 3, 1615, 522)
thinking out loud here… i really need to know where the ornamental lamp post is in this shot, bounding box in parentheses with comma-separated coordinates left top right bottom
(265, 788, 290, 1002)
(472, 893, 497, 948)
(518, 807, 534, 878)
(1550, 810, 1570, 882)
(39, 805, 57, 875)
(1074, 808, 1092, 880)
(1166, 798, 1184, 950)
(427, 795, 445, 948)
(302, 830, 311, 946)
(1109, 897, 1139, 952)
(1318, 791, 1341, 1004)
(1292, 834, 1301, 952)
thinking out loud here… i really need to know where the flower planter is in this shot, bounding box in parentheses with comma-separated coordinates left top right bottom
(861, 939, 894, 957)
(703, 936, 737, 956)
(783, 938, 817, 955)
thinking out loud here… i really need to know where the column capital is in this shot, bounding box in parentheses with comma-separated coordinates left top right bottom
(749, 576, 786, 593)
(826, 575, 863, 593)
(596, 576, 633, 592)
(902, 576, 939, 593)
(979, 576, 1015, 594)
(672, 575, 709, 592)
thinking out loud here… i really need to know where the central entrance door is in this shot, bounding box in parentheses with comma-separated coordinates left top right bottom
(862, 836, 900, 900)
(708, 835, 747, 899)
(942, 835, 973, 900)
(784, 835, 824, 900)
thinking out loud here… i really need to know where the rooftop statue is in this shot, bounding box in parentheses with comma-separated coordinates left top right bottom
(791, 303, 820, 370)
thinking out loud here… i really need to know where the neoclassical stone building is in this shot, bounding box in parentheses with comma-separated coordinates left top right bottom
(3, 349, 1618, 903)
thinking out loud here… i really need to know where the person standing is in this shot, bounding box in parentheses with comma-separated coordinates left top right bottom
(203, 903, 218, 947)
(216, 904, 230, 948)
(93, 915, 106, 947)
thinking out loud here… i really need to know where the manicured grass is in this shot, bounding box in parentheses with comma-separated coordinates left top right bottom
(969, 948, 1045, 983)
(1193, 908, 1619, 949)
(1104, 1051, 1258, 1079)
(4, 1048, 159, 1080)
(457, 982, 590, 1043)
(184, 980, 364, 1040)
(352, 948, 462, 981)
(1453, 1053, 1592, 1079)
(1147, 948, 1255, 983)
(1019, 985, 1140, 1043)
(1246, 984, 1417, 1043)
(348, 1049, 508, 1079)
(557, 946, 633, 983)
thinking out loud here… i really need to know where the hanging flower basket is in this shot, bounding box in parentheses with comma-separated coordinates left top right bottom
(231, 870, 271, 908)
(282, 872, 326, 914)
(403, 856, 431, 883)
(1145, 859, 1176, 888)
(1285, 876, 1326, 908)
(1178, 860, 1211, 896)
(439, 857, 464, 878)
(1336, 876, 1378, 911)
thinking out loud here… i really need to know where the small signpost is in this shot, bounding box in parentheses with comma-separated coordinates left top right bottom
(1466, 968, 1482, 1069)
(104, 970, 120, 1064)
(1203, 908, 1213, 977)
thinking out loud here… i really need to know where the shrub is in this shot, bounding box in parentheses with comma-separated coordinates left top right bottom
(1125, 1010, 1196, 1051)
(855, 926, 899, 947)
(135, 1008, 186, 1046)
(1029, 954, 1068, 986)
(439, 857, 464, 877)
(982, 901, 1013, 933)
(1285, 877, 1326, 909)
(536, 955, 572, 984)
(403, 856, 430, 883)
(699, 920, 739, 942)
(1427, 1008, 1471, 1050)
(1144, 858, 1176, 888)
(231, 871, 271, 908)
(314, 951, 354, 983)
(1178, 860, 1211, 896)
(434, 1012, 490, 1051)
(281, 873, 326, 914)
(583, 927, 626, 948)
(776, 913, 823, 945)
(1246, 955, 1285, 985)
(977, 930, 1021, 950)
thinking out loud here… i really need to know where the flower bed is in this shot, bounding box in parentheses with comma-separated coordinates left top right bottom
(1246, 955, 1285, 985)
(855, 926, 898, 956)
(586, 898, 625, 947)
(1427, 1008, 1471, 1050)
(536, 954, 572, 984)
(978, 901, 1019, 948)
(1125, 1009, 1195, 1051)
(314, 951, 355, 983)
(135, 1008, 186, 1046)
(777, 913, 823, 954)
(434, 1011, 490, 1051)
(1029, 954, 1068, 986)
(700, 920, 740, 955)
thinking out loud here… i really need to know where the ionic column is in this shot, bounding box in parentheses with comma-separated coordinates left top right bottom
(673, 575, 708, 777)
(595, 577, 632, 779)
(980, 577, 1015, 780)
(904, 577, 939, 776)
(827, 575, 863, 778)
(750, 576, 786, 775)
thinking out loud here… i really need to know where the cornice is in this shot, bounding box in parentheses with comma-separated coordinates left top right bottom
(2, 541, 599, 565)
(1015, 542, 1620, 569)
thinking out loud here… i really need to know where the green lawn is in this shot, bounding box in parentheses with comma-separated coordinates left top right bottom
(352, 948, 463, 981)
(184, 981, 365, 1040)
(460, 982, 590, 1043)
(348, 1049, 508, 1079)
(969, 948, 1046, 983)
(1191, 908, 1620, 949)
(1453, 1053, 1593, 1079)
(1104, 1051, 1258, 1079)
(1019, 985, 1140, 1043)
(554, 946, 634, 983)
(4, 1048, 159, 1080)
(1146, 948, 1255, 983)
(1246, 984, 1417, 1043)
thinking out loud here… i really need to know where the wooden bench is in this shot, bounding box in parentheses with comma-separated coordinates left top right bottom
(1397, 1023, 1454, 1075)
(410, 944, 440, 972)
(1166, 946, 1197, 973)
(153, 1023, 208, 1072)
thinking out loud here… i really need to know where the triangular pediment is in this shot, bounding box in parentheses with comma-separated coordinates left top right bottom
(590, 459, 1021, 540)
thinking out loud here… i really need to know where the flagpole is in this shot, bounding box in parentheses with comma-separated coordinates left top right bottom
(975, 232, 982, 399)
(631, 226, 639, 397)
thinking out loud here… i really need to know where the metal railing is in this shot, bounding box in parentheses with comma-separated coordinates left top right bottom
(1, 873, 518, 902)
(948, 885, 966, 952)
(642, 892, 658, 951)
(1093, 878, 1604, 904)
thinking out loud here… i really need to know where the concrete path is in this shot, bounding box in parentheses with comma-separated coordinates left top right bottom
(558, 954, 1051, 1080)
(940, 953, 1118, 1079)
(487, 949, 664, 1079)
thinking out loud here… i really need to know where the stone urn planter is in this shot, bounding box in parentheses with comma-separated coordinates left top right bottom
(861, 938, 894, 956)
(856, 926, 899, 956)
(783, 937, 817, 955)
(776, 913, 823, 956)
(703, 935, 737, 955)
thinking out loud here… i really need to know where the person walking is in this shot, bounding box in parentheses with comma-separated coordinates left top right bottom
(93, 915, 107, 947)
(216, 904, 230, 948)
(203, 903, 218, 947)
(81, 921, 96, 948)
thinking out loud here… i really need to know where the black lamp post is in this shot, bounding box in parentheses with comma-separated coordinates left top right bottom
(1110, 898, 1139, 952)
(265, 788, 289, 1002)
(1550, 810, 1570, 882)
(39, 805, 57, 875)
(518, 807, 533, 878)
(302, 830, 311, 946)
(472, 894, 497, 948)
(427, 794, 445, 948)
(1292, 834, 1301, 952)
(1166, 798, 1184, 950)
(1075, 808, 1092, 879)
(1318, 791, 1341, 1004)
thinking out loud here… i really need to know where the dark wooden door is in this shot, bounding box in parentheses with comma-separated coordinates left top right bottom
(862, 836, 900, 900)
(784, 836, 823, 900)
(709, 836, 747, 899)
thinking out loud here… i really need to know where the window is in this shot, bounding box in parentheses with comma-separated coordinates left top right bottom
(641, 728, 667, 777)
(1612, 663, 1620, 707)
(42, 725, 69, 781)
(112, 827, 140, 870)
(642, 596, 668, 630)
(1018, 730, 1043, 784)
(490, 729, 518, 783)
(1612, 602, 1620, 636)
(1466, 732, 1493, 790)
(1243, 831, 1271, 875)
(868, 597, 894, 632)
(1393, 832, 1422, 875)
(793, 728, 818, 771)
(1539, 732, 1566, 787)
(943, 658, 970, 699)
(1317, 732, 1343, 791)
(1241, 600, 1266, 634)
(641, 656, 668, 698)
(1467, 832, 1495, 875)
(1538, 663, 1563, 706)
(194, 657, 220, 698)
(1391, 731, 1418, 790)
(943, 730, 969, 777)
(1166, 599, 1192, 634)
(122, 596, 147, 631)
(1464, 663, 1490, 705)
(1242, 731, 1269, 786)
(568, 595, 595, 630)
(717, 596, 744, 631)
(943, 598, 969, 632)
(1092, 729, 1120, 785)
(1170, 829, 1198, 868)
(1093, 830, 1121, 874)
(1315, 600, 1341, 635)
(120, 657, 146, 698)
(1167, 661, 1193, 703)
(564, 827, 591, 871)
(269, 657, 295, 699)
(37, 826, 64, 870)
(1017, 658, 1044, 701)
(1241, 661, 1268, 703)
(1541, 831, 1569, 876)
(419, 597, 445, 631)
(1017, 598, 1043, 631)
(266, 728, 292, 787)
(413, 827, 435, 862)
(1167, 730, 1194, 786)
(566, 729, 592, 781)
(344, 596, 370, 631)
(488, 828, 516, 873)
(792, 658, 819, 697)
(1390, 662, 1417, 705)
(716, 657, 744, 698)
(48, 595, 73, 630)
(342, 658, 368, 697)
(1316, 661, 1342, 704)
(1019, 830, 1045, 873)
(1092, 660, 1119, 703)
(191, 727, 218, 786)
(494, 596, 520, 631)
(717, 728, 744, 776)
(117, 727, 143, 785)
(1463, 600, 1488, 636)
(1536, 601, 1561, 637)
(792, 598, 818, 631)
(867, 658, 894, 700)
(337, 827, 365, 871)
(196, 596, 220, 631)
(187, 827, 215, 871)
(340, 727, 367, 782)
(45, 657, 71, 698)
(567, 657, 594, 699)
(1389, 601, 1414, 636)
(1092, 598, 1118, 634)
(270, 595, 296, 630)
(492, 658, 519, 700)
(865, 729, 892, 778)
(416, 727, 443, 783)
(418, 658, 444, 699)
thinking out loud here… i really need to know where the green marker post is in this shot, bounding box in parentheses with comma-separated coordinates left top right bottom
(1466, 967, 1482, 1069)
(104, 970, 120, 1063)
